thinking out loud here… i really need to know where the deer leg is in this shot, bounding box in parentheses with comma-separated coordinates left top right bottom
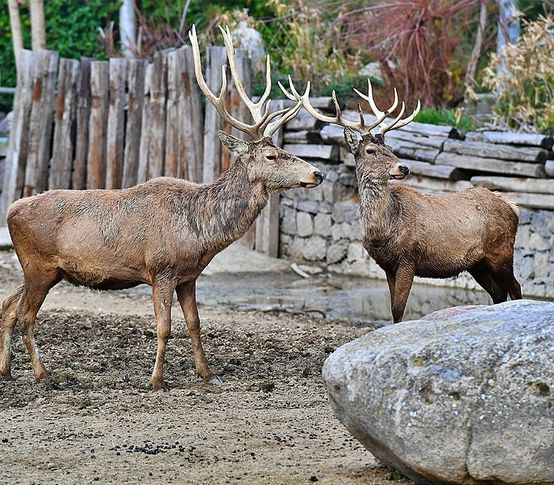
(385, 272, 396, 314)
(176, 281, 217, 383)
(0, 287, 24, 379)
(391, 264, 415, 323)
(488, 259, 522, 301)
(150, 280, 176, 391)
(17, 270, 60, 380)
(469, 263, 507, 304)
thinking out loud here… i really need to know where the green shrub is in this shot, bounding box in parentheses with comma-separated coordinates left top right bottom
(0, 1, 120, 110)
(483, 15, 554, 134)
(414, 108, 476, 131)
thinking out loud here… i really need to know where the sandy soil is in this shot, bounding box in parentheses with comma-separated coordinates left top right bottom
(0, 252, 411, 485)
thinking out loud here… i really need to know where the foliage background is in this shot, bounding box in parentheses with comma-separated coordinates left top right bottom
(1, 0, 554, 130)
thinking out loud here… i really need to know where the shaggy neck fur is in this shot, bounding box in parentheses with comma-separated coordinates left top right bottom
(355, 161, 396, 243)
(187, 159, 269, 250)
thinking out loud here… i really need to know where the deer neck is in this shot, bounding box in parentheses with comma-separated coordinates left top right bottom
(355, 163, 396, 243)
(193, 160, 268, 250)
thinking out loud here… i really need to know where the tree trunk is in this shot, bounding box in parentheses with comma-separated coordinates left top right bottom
(464, 0, 488, 98)
(30, 0, 46, 50)
(497, 0, 520, 78)
(7, 0, 23, 71)
(119, 0, 137, 58)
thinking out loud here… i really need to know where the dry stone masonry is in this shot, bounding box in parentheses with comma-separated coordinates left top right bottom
(280, 101, 554, 298)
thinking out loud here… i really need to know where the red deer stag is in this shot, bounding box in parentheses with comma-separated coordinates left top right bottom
(0, 26, 323, 390)
(281, 78, 521, 322)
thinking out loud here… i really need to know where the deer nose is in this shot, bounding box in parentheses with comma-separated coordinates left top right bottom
(314, 171, 325, 185)
(399, 165, 410, 175)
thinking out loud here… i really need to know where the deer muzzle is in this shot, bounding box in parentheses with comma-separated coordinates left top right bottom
(300, 170, 325, 188)
(390, 163, 410, 180)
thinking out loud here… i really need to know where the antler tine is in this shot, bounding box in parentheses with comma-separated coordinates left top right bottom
(381, 99, 421, 133)
(219, 26, 271, 122)
(189, 25, 261, 138)
(379, 100, 421, 134)
(353, 79, 399, 130)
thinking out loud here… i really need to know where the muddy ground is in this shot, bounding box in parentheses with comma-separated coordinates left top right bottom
(0, 251, 411, 485)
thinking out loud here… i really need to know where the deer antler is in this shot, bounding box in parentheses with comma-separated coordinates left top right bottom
(279, 77, 420, 136)
(189, 25, 303, 140)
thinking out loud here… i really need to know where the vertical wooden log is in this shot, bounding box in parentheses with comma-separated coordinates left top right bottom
(7, 0, 23, 71)
(202, 46, 226, 183)
(137, 63, 152, 184)
(106, 58, 128, 189)
(255, 100, 284, 257)
(165, 49, 181, 178)
(1, 50, 34, 223)
(29, 0, 46, 50)
(183, 46, 204, 183)
(147, 51, 167, 179)
(86, 61, 109, 189)
(49, 58, 79, 189)
(24, 50, 58, 196)
(73, 58, 92, 189)
(122, 59, 147, 188)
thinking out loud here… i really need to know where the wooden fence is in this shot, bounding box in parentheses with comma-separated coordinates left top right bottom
(0, 46, 281, 253)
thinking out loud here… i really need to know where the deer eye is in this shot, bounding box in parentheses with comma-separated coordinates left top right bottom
(266, 154, 277, 160)
(365, 147, 375, 155)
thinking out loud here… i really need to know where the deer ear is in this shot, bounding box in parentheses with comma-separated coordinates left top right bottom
(343, 127, 360, 153)
(218, 131, 250, 155)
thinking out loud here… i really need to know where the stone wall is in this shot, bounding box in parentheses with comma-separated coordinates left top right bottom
(278, 113, 554, 299)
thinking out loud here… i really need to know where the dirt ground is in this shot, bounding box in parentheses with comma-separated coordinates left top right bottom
(0, 251, 411, 485)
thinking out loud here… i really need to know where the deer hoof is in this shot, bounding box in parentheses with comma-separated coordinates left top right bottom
(150, 379, 169, 392)
(35, 368, 48, 381)
(207, 376, 224, 387)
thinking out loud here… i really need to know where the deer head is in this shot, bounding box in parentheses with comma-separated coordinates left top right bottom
(189, 26, 324, 191)
(280, 77, 419, 184)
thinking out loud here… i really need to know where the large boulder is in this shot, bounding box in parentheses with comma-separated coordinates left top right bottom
(323, 300, 554, 484)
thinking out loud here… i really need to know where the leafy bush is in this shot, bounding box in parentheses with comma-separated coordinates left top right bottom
(483, 15, 554, 134)
(0, 0, 119, 110)
(414, 108, 476, 131)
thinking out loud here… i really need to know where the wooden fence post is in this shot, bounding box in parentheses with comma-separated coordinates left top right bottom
(23, 50, 58, 196)
(73, 58, 92, 189)
(86, 61, 109, 189)
(147, 51, 168, 179)
(202, 46, 226, 183)
(255, 99, 283, 257)
(165, 49, 183, 178)
(49, 58, 79, 189)
(137, 63, 152, 184)
(106, 58, 128, 189)
(183, 46, 204, 183)
(1, 50, 35, 222)
(122, 59, 147, 188)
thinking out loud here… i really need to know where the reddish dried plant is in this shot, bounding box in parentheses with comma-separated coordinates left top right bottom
(343, 0, 480, 108)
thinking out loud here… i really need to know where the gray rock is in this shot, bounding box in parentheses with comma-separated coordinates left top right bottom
(317, 201, 333, 214)
(323, 300, 554, 485)
(296, 211, 313, 237)
(333, 202, 358, 223)
(326, 241, 348, 264)
(347, 242, 365, 261)
(314, 213, 332, 237)
(297, 200, 319, 214)
(529, 232, 549, 251)
(301, 236, 327, 261)
(281, 208, 297, 235)
(331, 222, 349, 241)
